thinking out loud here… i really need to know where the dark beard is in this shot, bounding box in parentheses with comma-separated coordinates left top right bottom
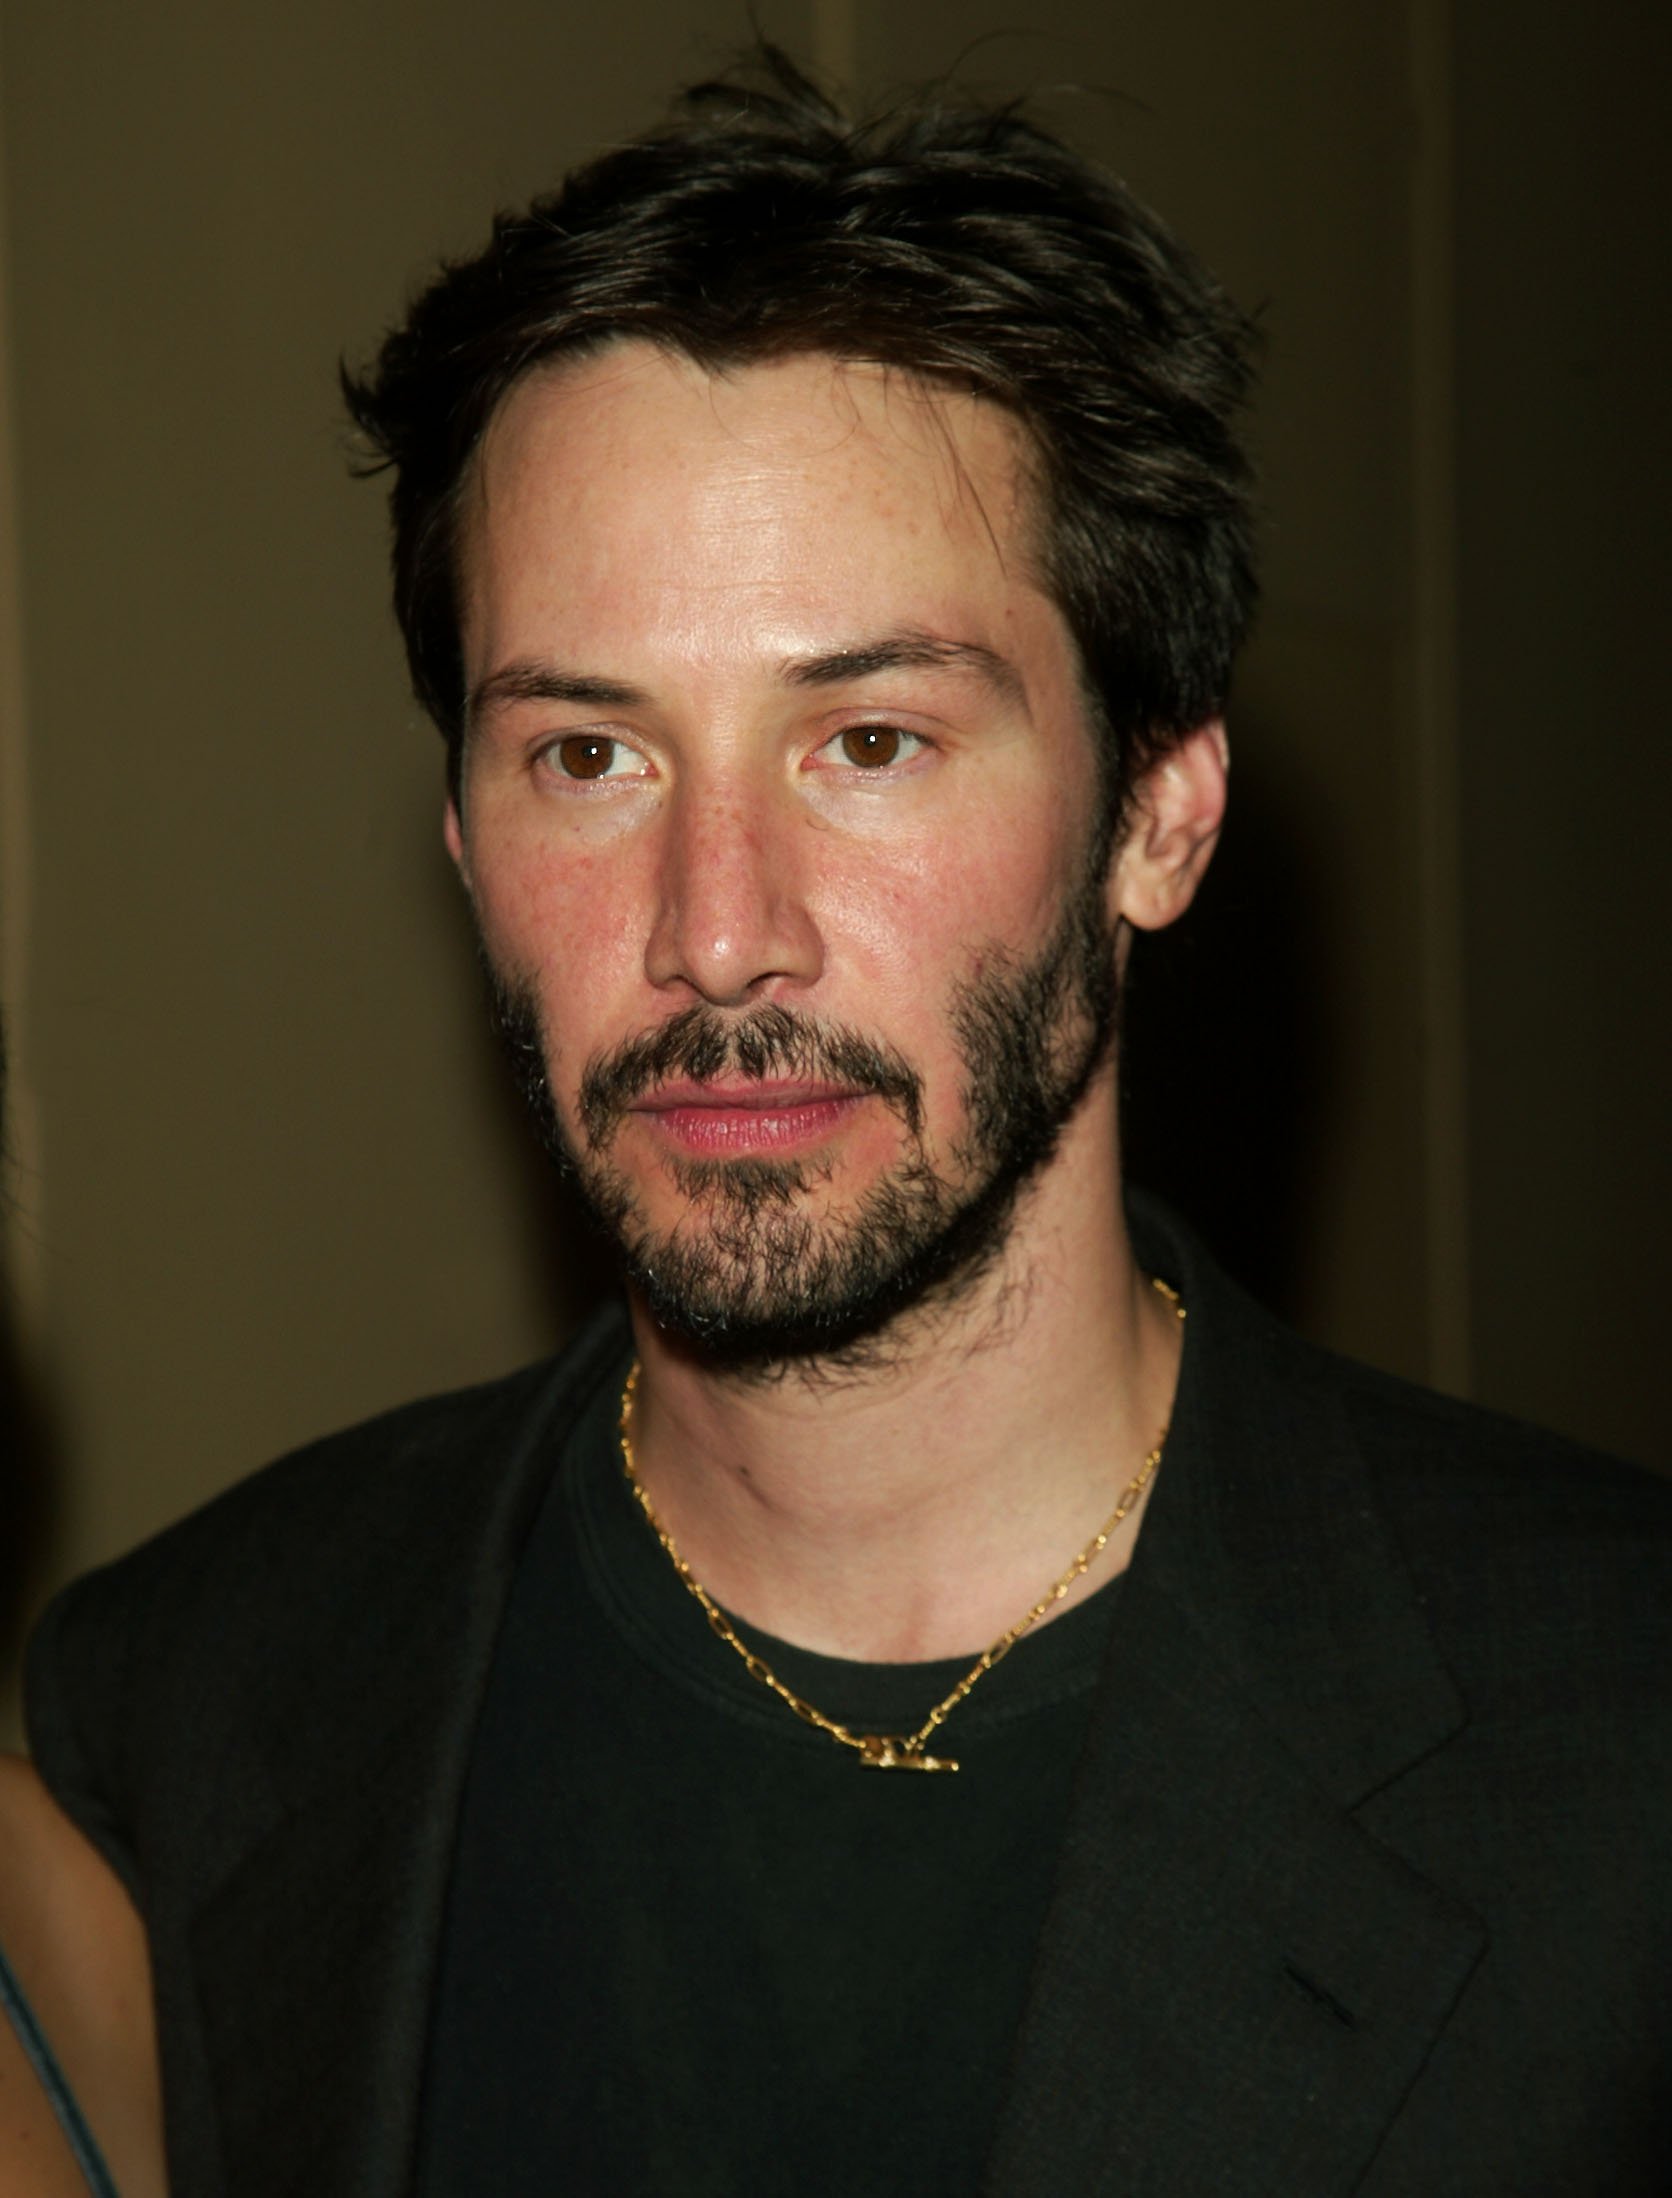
(487, 865, 1119, 1371)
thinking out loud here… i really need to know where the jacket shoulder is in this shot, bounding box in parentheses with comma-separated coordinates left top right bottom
(1321, 1347, 1672, 1549)
(24, 1306, 629, 1882)
(1307, 1346, 1672, 1702)
(47, 1304, 622, 1610)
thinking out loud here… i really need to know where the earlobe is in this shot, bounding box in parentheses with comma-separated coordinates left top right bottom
(1108, 719, 1229, 933)
(444, 799, 470, 886)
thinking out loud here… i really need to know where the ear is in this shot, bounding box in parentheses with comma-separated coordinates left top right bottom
(443, 796, 470, 886)
(1108, 720, 1228, 933)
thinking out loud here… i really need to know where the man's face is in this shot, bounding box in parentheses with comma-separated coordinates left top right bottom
(451, 344, 1118, 1362)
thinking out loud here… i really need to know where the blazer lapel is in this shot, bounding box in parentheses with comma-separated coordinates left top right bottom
(182, 1312, 628, 2198)
(986, 1218, 1486, 2196)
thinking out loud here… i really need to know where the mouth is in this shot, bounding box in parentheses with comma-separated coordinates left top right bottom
(629, 1079, 871, 1157)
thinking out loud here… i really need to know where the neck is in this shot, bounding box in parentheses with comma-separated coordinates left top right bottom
(623, 1085, 1184, 1662)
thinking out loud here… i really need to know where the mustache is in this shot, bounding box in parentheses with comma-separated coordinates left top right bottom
(577, 1002, 924, 1148)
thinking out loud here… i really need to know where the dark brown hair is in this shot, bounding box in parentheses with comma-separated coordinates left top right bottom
(344, 45, 1259, 825)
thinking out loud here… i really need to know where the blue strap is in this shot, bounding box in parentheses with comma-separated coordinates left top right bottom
(0, 1938, 123, 2196)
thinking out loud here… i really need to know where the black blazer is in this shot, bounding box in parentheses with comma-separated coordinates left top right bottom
(26, 1206, 1672, 2195)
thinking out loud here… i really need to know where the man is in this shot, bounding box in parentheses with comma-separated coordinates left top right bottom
(24, 48, 1672, 2198)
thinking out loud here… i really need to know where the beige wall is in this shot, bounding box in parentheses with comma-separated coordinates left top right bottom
(1452, 0, 1672, 1466)
(1, 0, 1665, 1724)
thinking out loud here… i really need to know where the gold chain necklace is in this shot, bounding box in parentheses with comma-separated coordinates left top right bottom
(617, 1277, 1185, 1774)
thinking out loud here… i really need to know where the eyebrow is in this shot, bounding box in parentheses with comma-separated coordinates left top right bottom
(467, 628, 1024, 727)
(780, 630, 1024, 706)
(468, 662, 650, 723)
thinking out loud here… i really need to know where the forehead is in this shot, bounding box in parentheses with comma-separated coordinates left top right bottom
(458, 343, 1054, 670)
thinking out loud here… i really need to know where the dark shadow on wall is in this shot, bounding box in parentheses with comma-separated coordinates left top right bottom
(1, 1018, 61, 1701)
(516, 1159, 624, 1347)
(0, 1272, 58, 1704)
(1121, 746, 1334, 1325)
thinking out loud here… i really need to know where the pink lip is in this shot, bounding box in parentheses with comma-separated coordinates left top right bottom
(631, 1080, 868, 1156)
(635, 1079, 858, 1110)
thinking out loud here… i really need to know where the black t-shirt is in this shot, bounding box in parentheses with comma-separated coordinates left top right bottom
(417, 1357, 1120, 2197)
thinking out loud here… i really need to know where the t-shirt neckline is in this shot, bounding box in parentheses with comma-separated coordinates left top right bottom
(563, 1355, 1124, 1748)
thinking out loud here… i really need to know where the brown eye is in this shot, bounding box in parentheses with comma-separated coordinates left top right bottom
(556, 735, 618, 779)
(840, 725, 903, 768)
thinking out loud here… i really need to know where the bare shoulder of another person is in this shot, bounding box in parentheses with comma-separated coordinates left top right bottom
(0, 1754, 166, 2197)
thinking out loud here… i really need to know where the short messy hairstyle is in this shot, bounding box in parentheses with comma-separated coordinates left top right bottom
(343, 45, 1259, 828)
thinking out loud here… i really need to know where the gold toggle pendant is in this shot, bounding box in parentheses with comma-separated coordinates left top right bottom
(857, 1735, 959, 1772)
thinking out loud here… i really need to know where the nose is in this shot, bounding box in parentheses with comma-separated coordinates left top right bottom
(643, 776, 824, 1006)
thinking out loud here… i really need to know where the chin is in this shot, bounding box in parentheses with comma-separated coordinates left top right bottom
(614, 1145, 1039, 1375)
